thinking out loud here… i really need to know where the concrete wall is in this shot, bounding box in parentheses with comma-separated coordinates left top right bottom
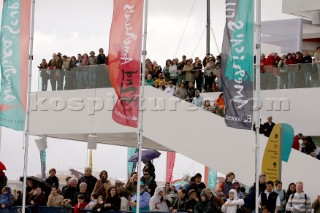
(29, 87, 320, 199)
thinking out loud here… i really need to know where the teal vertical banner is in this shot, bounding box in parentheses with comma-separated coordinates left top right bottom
(207, 168, 217, 189)
(40, 150, 46, 179)
(0, 0, 30, 131)
(281, 123, 294, 162)
(127, 147, 137, 178)
(221, 0, 254, 130)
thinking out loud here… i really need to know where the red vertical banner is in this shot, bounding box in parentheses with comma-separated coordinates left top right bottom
(166, 152, 176, 183)
(108, 0, 143, 128)
(204, 166, 209, 186)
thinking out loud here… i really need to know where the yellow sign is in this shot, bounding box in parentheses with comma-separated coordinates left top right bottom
(262, 124, 281, 183)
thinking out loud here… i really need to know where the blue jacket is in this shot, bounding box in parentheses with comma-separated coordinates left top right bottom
(0, 187, 14, 206)
(131, 191, 151, 213)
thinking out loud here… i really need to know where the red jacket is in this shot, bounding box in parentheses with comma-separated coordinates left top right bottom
(292, 135, 300, 150)
(74, 202, 87, 213)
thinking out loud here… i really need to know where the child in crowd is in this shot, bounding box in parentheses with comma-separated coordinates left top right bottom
(73, 194, 87, 213)
(0, 187, 15, 208)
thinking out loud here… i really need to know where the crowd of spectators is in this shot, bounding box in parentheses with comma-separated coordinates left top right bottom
(38, 48, 108, 91)
(38, 47, 320, 94)
(258, 48, 320, 90)
(2, 167, 320, 213)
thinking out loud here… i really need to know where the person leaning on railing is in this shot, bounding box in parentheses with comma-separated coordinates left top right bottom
(38, 59, 49, 91)
(54, 54, 64, 91)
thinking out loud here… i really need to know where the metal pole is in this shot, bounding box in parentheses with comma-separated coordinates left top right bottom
(22, 0, 35, 212)
(206, 0, 211, 55)
(136, 0, 148, 212)
(255, 0, 261, 213)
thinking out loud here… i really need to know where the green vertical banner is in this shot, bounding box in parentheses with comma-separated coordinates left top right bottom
(0, 0, 31, 131)
(127, 147, 137, 178)
(207, 168, 217, 189)
(40, 150, 46, 180)
(221, 0, 254, 130)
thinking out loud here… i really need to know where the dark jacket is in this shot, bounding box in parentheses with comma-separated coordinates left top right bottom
(63, 186, 78, 205)
(261, 122, 275, 137)
(221, 181, 234, 199)
(173, 198, 187, 212)
(185, 199, 199, 212)
(45, 176, 59, 188)
(260, 191, 279, 213)
(29, 193, 47, 206)
(194, 182, 207, 199)
(0, 173, 7, 193)
(194, 200, 214, 213)
(105, 195, 121, 211)
(187, 86, 197, 102)
(140, 177, 157, 196)
(78, 175, 97, 195)
(208, 193, 224, 211)
(97, 54, 107, 65)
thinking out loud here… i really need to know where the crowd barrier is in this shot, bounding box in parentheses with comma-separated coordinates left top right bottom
(0, 207, 177, 213)
(38, 63, 320, 92)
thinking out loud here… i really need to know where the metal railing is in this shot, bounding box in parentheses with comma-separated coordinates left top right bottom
(37, 63, 320, 92)
(38, 64, 111, 91)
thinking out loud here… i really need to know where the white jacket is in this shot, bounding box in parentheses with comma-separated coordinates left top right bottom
(149, 187, 171, 212)
(221, 189, 244, 213)
(120, 196, 130, 211)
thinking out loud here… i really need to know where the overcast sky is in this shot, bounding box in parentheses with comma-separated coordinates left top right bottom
(0, 0, 295, 181)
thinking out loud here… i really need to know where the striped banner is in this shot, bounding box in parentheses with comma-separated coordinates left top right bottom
(221, 0, 254, 130)
(0, 0, 30, 131)
(108, 0, 143, 128)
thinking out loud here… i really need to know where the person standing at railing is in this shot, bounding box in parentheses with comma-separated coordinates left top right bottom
(295, 52, 305, 88)
(286, 53, 297, 89)
(70, 56, 78, 89)
(54, 54, 64, 90)
(89, 51, 97, 88)
(169, 59, 179, 86)
(204, 57, 215, 92)
(48, 53, 57, 91)
(162, 59, 172, 82)
(62, 55, 72, 90)
(263, 53, 277, 90)
(81, 53, 90, 89)
(301, 51, 313, 88)
(97, 48, 108, 88)
(184, 59, 194, 88)
(178, 55, 187, 85)
(194, 58, 203, 91)
(38, 59, 49, 91)
(88, 51, 98, 89)
(273, 53, 281, 89)
(314, 47, 320, 87)
(76, 54, 85, 89)
(278, 55, 288, 89)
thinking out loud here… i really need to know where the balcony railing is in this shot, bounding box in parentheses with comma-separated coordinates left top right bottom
(37, 63, 320, 92)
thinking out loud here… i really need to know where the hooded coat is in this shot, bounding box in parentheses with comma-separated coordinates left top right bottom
(221, 189, 244, 213)
(149, 187, 171, 212)
(0, 187, 15, 206)
(194, 192, 214, 213)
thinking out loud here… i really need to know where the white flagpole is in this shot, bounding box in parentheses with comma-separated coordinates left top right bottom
(22, 0, 36, 212)
(255, 0, 262, 213)
(136, 0, 148, 212)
